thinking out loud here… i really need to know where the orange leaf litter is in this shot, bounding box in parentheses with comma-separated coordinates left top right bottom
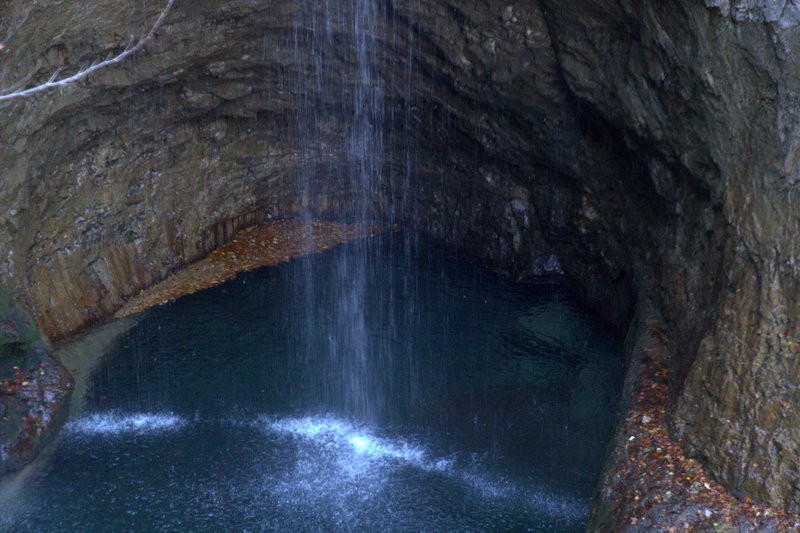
(606, 329, 800, 531)
(115, 219, 384, 318)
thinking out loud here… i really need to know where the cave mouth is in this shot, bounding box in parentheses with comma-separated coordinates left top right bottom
(0, 232, 624, 531)
(8, 0, 800, 526)
(0, 0, 671, 524)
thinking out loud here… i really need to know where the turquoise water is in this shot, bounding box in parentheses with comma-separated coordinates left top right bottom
(1, 234, 623, 531)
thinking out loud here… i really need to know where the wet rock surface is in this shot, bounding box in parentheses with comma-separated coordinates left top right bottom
(539, 0, 800, 516)
(592, 301, 800, 531)
(0, 291, 72, 476)
(0, 0, 633, 341)
(1, 0, 800, 525)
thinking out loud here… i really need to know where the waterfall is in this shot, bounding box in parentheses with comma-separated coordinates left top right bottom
(330, 0, 383, 421)
(0, 3, 629, 530)
(287, 0, 394, 423)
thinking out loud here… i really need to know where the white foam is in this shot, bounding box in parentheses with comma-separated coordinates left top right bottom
(54, 412, 586, 524)
(260, 415, 587, 523)
(64, 411, 187, 436)
(265, 416, 431, 466)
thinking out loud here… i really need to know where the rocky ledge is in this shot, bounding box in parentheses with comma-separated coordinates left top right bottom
(0, 291, 72, 477)
(592, 299, 800, 531)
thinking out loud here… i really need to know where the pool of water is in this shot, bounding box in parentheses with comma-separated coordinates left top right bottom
(1, 234, 623, 531)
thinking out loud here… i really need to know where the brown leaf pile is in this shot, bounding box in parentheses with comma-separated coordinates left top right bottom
(606, 343, 800, 531)
(114, 219, 383, 318)
(0, 366, 29, 396)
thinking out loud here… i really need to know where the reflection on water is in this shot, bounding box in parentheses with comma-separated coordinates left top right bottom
(0, 235, 623, 532)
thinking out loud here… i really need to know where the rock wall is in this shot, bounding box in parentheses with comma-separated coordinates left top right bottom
(0, 0, 635, 340)
(539, 0, 800, 514)
(1, 0, 800, 520)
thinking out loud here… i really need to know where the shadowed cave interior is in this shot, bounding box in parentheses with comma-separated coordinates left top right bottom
(2, 1, 800, 530)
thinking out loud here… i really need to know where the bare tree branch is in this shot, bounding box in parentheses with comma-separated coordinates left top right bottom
(0, 0, 174, 102)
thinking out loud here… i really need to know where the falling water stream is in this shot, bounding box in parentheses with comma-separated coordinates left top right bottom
(2, 1, 625, 530)
(291, 0, 391, 426)
(0, 235, 623, 531)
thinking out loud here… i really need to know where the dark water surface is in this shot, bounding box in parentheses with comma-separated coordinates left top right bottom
(1, 234, 623, 531)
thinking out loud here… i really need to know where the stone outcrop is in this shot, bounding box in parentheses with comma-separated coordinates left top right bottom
(0, 0, 633, 340)
(0, 289, 72, 476)
(537, 0, 800, 516)
(1, 0, 800, 525)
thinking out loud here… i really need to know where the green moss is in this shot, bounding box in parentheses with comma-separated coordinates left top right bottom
(0, 288, 44, 366)
(22, 322, 41, 349)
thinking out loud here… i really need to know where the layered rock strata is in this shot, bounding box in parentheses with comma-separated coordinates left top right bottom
(0, 0, 799, 525)
(538, 0, 800, 515)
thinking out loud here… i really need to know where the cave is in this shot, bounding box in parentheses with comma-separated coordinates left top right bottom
(1, 0, 800, 530)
